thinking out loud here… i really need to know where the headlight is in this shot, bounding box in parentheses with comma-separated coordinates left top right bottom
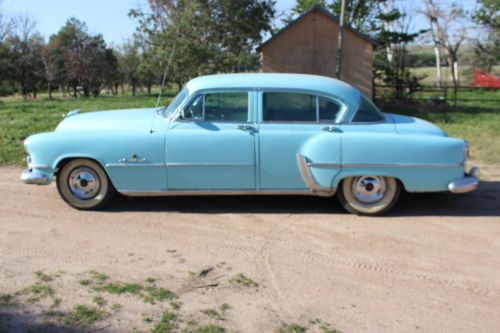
(464, 140, 470, 160)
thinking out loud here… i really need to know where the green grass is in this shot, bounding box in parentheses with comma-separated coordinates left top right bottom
(0, 91, 171, 166)
(96, 282, 143, 295)
(276, 323, 306, 333)
(0, 293, 13, 307)
(150, 310, 178, 333)
(230, 273, 259, 288)
(65, 304, 106, 327)
(35, 271, 53, 283)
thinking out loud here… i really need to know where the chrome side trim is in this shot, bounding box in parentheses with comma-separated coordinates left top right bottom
(20, 169, 51, 185)
(106, 163, 164, 168)
(309, 162, 342, 168)
(341, 162, 463, 168)
(119, 189, 319, 197)
(166, 162, 253, 167)
(296, 154, 335, 196)
(106, 162, 254, 168)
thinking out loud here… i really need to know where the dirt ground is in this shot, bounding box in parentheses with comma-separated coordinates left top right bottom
(1, 166, 499, 333)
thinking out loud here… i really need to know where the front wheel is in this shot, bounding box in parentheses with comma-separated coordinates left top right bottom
(57, 159, 116, 210)
(337, 176, 401, 216)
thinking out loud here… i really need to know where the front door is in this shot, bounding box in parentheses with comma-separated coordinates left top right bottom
(165, 91, 256, 190)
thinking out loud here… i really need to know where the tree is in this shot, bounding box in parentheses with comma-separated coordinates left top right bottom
(284, 0, 378, 33)
(119, 37, 141, 96)
(422, 0, 469, 103)
(50, 18, 118, 97)
(374, 1, 424, 100)
(40, 41, 58, 99)
(472, 0, 499, 72)
(131, 0, 275, 87)
(6, 15, 44, 98)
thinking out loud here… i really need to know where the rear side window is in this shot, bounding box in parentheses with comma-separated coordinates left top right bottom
(263, 92, 343, 122)
(319, 97, 342, 122)
(264, 92, 316, 122)
(352, 96, 384, 122)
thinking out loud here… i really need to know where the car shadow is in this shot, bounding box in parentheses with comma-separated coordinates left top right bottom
(105, 181, 500, 217)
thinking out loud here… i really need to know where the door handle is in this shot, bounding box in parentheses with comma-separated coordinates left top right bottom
(237, 124, 254, 131)
(322, 126, 341, 133)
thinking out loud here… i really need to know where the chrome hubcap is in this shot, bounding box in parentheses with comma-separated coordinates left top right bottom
(68, 167, 100, 200)
(351, 176, 387, 204)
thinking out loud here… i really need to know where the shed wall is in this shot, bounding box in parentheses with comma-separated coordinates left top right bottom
(260, 9, 373, 98)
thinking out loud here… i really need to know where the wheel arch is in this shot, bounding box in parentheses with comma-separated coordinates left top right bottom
(54, 156, 117, 189)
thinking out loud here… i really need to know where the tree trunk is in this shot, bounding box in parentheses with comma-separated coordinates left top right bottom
(48, 82, 52, 99)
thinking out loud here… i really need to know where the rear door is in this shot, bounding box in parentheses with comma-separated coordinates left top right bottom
(257, 91, 344, 190)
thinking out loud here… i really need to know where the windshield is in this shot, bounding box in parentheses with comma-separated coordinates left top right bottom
(163, 87, 188, 118)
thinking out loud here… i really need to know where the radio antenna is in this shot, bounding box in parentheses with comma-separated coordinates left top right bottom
(156, 43, 176, 108)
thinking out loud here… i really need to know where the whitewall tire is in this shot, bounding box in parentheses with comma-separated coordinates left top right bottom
(57, 159, 116, 210)
(337, 176, 401, 216)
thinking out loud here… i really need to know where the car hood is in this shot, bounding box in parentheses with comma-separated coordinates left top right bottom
(55, 108, 159, 132)
(385, 113, 447, 137)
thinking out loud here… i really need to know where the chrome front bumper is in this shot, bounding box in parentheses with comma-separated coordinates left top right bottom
(20, 168, 51, 185)
(448, 166, 480, 194)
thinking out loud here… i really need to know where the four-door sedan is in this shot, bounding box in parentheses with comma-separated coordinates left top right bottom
(21, 73, 479, 216)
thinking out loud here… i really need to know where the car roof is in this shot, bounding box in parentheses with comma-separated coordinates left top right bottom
(185, 73, 361, 108)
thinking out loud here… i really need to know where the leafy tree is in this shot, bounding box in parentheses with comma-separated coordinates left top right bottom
(50, 18, 118, 97)
(119, 37, 141, 96)
(374, 2, 424, 100)
(6, 16, 44, 98)
(472, 0, 499, 72)
(131, 0, 275, 87)
(284, 0, 377, 33)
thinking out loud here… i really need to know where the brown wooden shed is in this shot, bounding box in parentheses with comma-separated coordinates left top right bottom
(257, 5, 377, 98)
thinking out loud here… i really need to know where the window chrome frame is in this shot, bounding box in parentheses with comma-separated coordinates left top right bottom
(344, 94, 385, 124)
(259, 89, 348, 124)
(172, 88, 253, 124)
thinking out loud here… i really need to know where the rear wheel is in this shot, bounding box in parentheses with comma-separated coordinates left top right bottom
(337, 176, 401, 216)
(57, 159, 116, 210)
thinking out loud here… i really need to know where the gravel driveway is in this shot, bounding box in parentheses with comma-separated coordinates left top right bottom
(1, 166, 499, 332)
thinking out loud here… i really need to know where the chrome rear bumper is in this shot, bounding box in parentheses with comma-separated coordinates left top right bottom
(20, 168, 51, 185)
(448, 167, 479, 194)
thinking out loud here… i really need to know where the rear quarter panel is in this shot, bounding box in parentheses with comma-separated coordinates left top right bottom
(337, 123, 465, 192)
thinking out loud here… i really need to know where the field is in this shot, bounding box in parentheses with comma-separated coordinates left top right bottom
(410, 65, 500, 85)
(0, 91, 171, 165)
(1, 87, 499, 166)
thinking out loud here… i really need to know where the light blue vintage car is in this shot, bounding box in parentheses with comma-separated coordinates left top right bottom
(21, 73, 479, 215)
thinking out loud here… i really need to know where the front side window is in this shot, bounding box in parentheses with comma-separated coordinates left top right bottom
(205, 92, 248, 122)
(164, 87, 188, 118)
(352, 96, 384, 122)
(263, 92, 343, 123)
(181, 92, 249, 122)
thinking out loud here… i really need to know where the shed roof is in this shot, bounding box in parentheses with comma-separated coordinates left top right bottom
(257, 5, 378, 52)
